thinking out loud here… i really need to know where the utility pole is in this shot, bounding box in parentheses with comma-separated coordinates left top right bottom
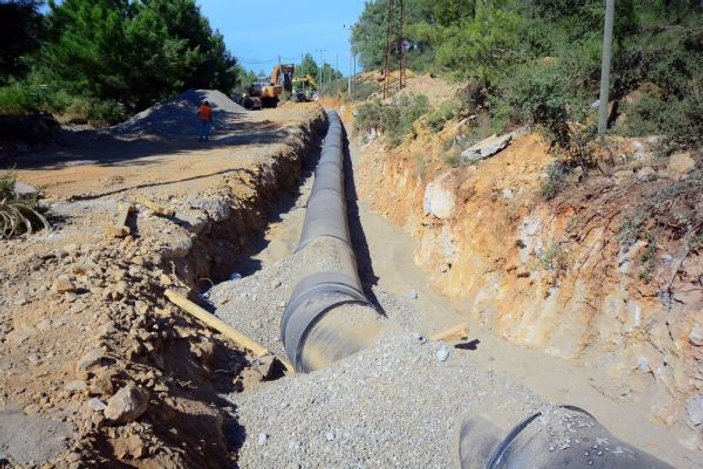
(598, 0, 615, 135)
(383, 0, 407, 99)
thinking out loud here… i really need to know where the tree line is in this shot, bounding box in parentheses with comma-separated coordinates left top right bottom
(352, 0, 703, 152)
(0, 0, 238, 123)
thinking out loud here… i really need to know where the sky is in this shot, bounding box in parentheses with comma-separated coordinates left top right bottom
(197, 0, 368, 77)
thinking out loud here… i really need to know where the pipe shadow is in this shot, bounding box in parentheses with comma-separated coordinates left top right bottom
(341, 127, 384, 314)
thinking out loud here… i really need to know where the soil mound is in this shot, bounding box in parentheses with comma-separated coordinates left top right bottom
(113, 89, 245, 137)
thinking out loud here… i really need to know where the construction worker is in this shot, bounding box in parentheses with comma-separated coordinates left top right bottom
(197, 100, 213, 142)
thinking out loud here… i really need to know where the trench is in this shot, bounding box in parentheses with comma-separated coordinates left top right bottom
(199, 112, 687, 467)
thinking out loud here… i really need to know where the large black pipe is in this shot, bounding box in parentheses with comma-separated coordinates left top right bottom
(458, 406, 674, 468)
(281, 111, 383, 372)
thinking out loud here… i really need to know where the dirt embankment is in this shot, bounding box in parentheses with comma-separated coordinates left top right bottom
(356, 123, 703, 452)
(0, 96, 327, 467)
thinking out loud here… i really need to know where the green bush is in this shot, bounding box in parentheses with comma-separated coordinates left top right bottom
(0, 82, 40, 115)
(623, 88, 703, 153)
(355, 93, 430, 147)
(425, 101, 456, 132)
(541, 161, 569, 200)
(351, 80, 381, 102)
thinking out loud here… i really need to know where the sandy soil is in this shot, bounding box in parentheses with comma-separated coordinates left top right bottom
(0, 97, 326, 467)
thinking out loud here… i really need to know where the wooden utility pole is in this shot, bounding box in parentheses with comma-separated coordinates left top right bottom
(598, 0, 615, 135)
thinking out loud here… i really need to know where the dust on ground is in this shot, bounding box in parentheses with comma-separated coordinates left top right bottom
(0, 90, 326, 467)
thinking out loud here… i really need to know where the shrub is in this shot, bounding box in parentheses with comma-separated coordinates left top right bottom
(355, 93, 429, 147)
(425, 101, 456, 132)
(540, 243, 569, 276)
(541, 161, 570, 200)
(623, 87, 703, 154)
(0, 82, 39, 115)
(351, 80, 381, 102)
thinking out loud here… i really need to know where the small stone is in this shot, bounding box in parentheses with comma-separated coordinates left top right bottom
(53, 278, 77, 294)
(159, 274, 173, 286)
(637, 356, 651, 374)
(689, 324, 703, 347)
(406, 290, 418, 300)
(88, 398, 107, 411)
(64, 380, 87, 393)
(115, 281, 128, 296)
(325, 431, 335, 442)
(76, 348, 107, 372)
(257, 433, 268, 446)
(685, 394, 703, 428)
(668, 152, 695, 178)
(436, 346, 450, 362)
(104, 384, 149, 424)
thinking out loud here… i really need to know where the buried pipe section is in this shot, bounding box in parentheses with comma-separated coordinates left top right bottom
(458, 406, 673, 468)
(281, 111, 384, 373)
(280, 112, 675, 468)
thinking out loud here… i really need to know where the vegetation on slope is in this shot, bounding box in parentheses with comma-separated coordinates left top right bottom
(352, 0, 703, 153)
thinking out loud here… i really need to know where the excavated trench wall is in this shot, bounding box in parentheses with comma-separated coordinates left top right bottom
(167, 109, 328, 291)
(357, 131, 703, 450)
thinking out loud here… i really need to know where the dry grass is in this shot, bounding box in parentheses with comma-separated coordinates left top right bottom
(0, 173, 50, 239)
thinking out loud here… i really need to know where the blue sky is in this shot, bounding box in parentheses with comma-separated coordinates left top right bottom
(197, 0, 368, 76)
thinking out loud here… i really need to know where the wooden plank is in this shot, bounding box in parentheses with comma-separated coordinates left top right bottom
(134, 195, 175, 217)
(164, 289, 296, 374)
(430, 322, 469, 342)
(107, 201, 134, 238)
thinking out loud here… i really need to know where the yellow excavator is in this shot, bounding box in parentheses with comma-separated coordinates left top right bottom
(242, 64, 295, 110)
(292, 74, 318, 102)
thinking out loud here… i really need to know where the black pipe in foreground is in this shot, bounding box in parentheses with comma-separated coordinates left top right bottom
(280, 111, 382, 372)
(458, 406, 674, 468)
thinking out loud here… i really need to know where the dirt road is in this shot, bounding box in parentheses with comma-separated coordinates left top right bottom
(0, 96, 327, 467)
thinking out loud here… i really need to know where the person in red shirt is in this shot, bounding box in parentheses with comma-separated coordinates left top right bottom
(197, 100, 213, 142)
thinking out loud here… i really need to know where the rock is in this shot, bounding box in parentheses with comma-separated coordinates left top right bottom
(423, 172, 456, 220)
(88, 398, 107, 412)
(689, 324, 703, 347)
(436, 346, 449, 362)
(104, 384, 149, 424)
(667, 152, 695, 179)
(406, 290, 418, 300)
(76, 349, 107, 372)
(460, 133, 512, 163)
(114, 281, 128, 296)
(52, 278, 76, 294)
(637, 166, 657, 181)
(325, 431, 335, 442)
(64, 380, 87, 393)
(257, 433, 268, 446)
(637, 356, 651, 374)
(13, 181, 39, 197)
(685, 394, 703, 428)
(159, 274, 173, 287)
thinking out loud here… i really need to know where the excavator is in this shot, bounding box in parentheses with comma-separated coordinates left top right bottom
(242, 64, 294, 110)
(292, 74, 318, 102)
